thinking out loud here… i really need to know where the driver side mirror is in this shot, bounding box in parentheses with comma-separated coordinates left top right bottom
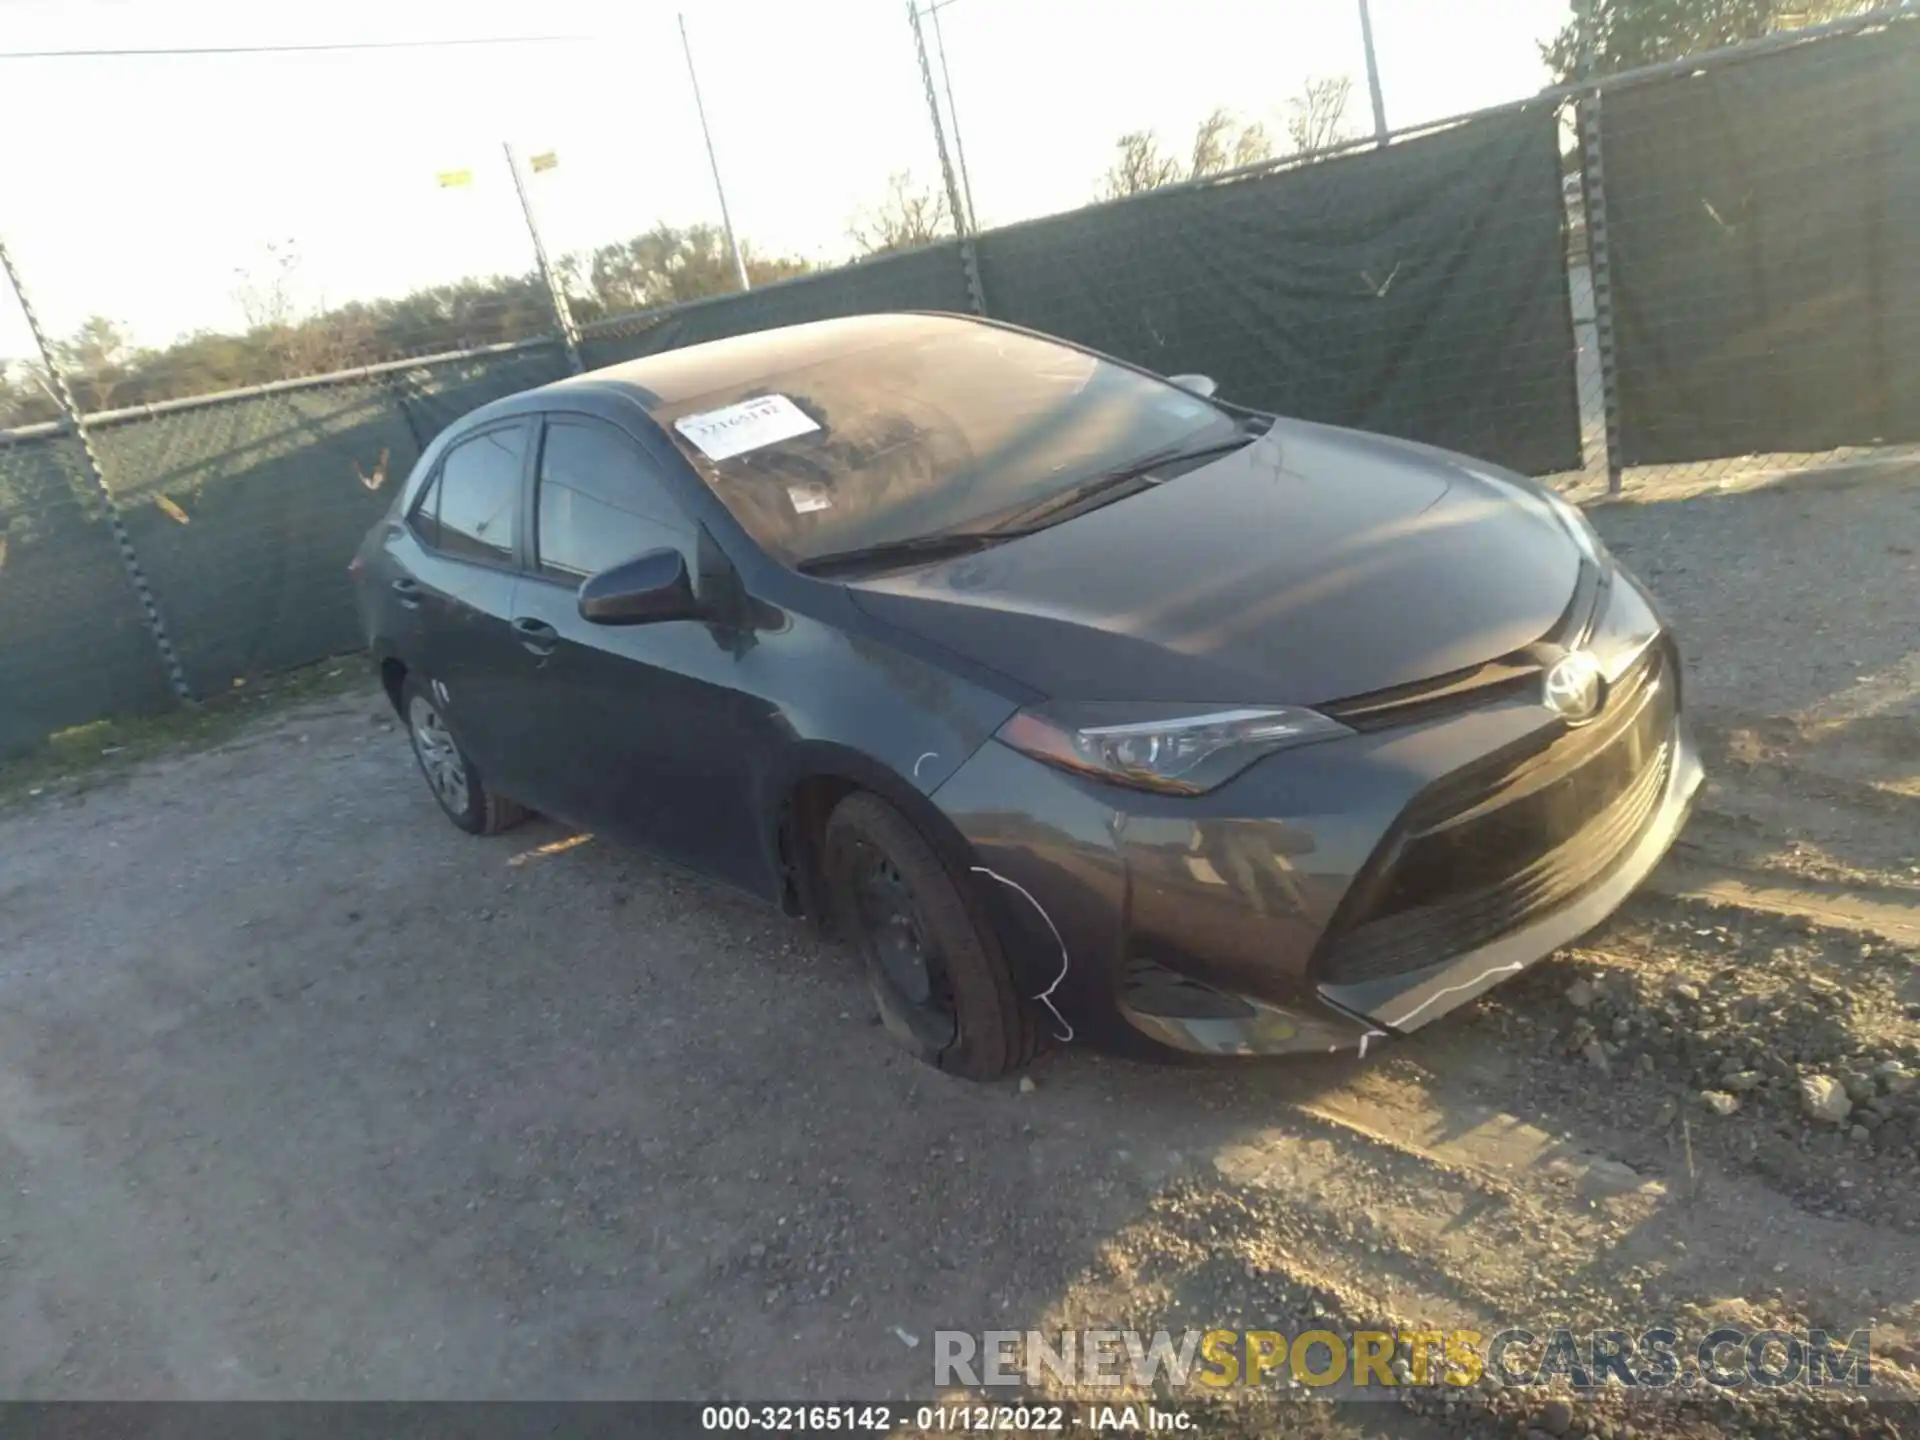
(1167, 373, 1220, 399)
(578, 548, 706, 626)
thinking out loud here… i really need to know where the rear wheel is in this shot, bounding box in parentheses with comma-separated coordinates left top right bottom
(402, 675, 528, 836)
(822, 793, 1039, 1081)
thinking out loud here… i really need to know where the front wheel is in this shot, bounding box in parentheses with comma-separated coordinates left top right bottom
(402, 675, 528, 836)
(822, 793, 1040, 1081)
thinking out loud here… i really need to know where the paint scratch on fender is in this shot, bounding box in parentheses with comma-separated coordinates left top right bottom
(970, 866, 1074, 1043)
(912, 751, 939, 780)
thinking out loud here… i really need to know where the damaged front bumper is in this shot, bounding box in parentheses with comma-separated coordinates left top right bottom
(931, 600, 1701, 1062)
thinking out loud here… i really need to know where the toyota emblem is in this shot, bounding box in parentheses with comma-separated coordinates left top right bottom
(1542, 650, 1605, 723)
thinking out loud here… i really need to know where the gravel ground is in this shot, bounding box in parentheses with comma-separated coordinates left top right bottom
(1588, 464, 1920, 720)
(1, 463, 1916, 1436)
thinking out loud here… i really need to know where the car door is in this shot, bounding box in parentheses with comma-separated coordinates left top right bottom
(506, 413, 775, 895)
(399, 418, 541, 803)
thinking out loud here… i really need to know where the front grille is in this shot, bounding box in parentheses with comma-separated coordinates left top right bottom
(1318, 644, 1675, 986)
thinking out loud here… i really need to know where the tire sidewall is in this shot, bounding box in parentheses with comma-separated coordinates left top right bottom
(822, 795, 1033, 1079)
(402, 675, 486, 834)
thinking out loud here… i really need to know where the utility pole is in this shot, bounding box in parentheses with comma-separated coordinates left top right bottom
(503, 142, 583, 372)
(679, 12, 751, 292)
(925, 0, 977, 233)
(0, 231, 194, 703)
(907, 0, 970, 238)
(1356, 0, 1389, 145)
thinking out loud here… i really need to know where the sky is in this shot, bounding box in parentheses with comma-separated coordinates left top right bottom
(0, 0, 1572, 364)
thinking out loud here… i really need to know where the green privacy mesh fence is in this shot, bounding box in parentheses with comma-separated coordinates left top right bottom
(0, 343, 572, 756)
(0, 432, 177, 756)
(974, 106, 1581, 479)
(1602, 19, 1920, 465)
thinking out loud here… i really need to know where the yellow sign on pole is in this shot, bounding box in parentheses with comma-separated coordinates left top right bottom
(529, 151, 559, 173)
(436, 169, 474, 189)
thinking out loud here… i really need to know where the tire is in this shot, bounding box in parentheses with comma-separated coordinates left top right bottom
(822, 792, 1040, 1081)
(401, 674, 529, 836)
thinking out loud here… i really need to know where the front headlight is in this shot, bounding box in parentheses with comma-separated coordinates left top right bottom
(996, 704, 1352, 795)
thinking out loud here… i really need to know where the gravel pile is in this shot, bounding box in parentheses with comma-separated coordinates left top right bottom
(1476, 896, 1920, 1227)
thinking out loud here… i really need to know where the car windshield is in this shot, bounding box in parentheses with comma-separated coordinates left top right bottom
(651, 320, 1243, 565)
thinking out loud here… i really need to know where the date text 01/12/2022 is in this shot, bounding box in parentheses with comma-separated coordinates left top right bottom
(697, 1402, 1190, 1432)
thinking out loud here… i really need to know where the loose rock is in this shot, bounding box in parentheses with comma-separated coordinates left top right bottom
(1800, 1074, 1852, 1125)
(1876, 1060, 1916, 1096)
(1699, 1090, 1741, 1116)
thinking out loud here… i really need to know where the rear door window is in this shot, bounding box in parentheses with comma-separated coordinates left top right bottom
(428, 425, 526, 563)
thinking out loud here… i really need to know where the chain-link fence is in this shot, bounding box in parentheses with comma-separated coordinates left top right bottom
(2, 5, 1915, 759)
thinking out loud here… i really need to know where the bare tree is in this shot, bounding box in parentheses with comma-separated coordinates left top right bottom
(1104, 108, 1277, 201)
(1285, 75, 1356, 156)
(1100, 131, 1184, 200)
(232, 240, 369, 380)
(849, 172, 952, 256)
(1188, 107, 1275, 180)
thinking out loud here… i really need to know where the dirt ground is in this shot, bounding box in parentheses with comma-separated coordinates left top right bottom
(1, 464, 1916, 1435)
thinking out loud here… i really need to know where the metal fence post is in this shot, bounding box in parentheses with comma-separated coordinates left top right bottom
(503, 142, 586, 374)
(0, 231, 195, 704)
(1575, 0, 1626, 495)
(1357, 0, 1391, 145)
(907, 1, 988, 315)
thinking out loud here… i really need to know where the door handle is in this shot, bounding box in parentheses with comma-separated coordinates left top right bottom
(513, 616, 559, 656)
(391, 577, 422, 610)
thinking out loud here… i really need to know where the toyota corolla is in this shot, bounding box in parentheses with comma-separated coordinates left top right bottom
(352, 312, 1702, 1079)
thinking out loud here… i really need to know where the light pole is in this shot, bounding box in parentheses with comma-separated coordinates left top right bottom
(924, 0, 977, 233)
(503, 141, 584, 372)
(679, 12, 752, 292)
(906, 0, 971, 238)
(1356, 0, 1389, 145)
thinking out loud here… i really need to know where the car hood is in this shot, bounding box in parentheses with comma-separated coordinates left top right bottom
(845, 418, 1581, 705)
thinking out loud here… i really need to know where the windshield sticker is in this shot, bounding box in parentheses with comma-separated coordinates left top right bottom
(673, 394, 821, 462)
(787, 483, 833, 514)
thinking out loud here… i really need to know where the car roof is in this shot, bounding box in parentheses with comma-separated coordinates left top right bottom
(520, 310, 995, 418)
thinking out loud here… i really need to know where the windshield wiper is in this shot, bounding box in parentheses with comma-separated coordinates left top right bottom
(796, 430, 1264, 577)
(986, 434, 1259, 533)
(795, 529, 1021, 577)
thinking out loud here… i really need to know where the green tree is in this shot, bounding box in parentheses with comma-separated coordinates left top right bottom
(0, 220, 805, 424)
(52, 316, 142, 412)
(586, 222, 809, 313)
(1542, 0, 1877, 83)
(0, 361, 59, 428)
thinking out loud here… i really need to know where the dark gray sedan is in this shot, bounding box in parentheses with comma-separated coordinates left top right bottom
(352, 312, 1701, 1079)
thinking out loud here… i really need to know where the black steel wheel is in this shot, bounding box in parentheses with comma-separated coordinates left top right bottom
(823, 792, 1039, 1080)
